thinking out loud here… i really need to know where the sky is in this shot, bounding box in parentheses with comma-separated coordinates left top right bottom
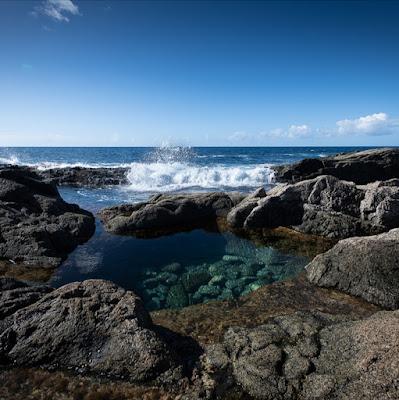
(1, 0, 399, 147)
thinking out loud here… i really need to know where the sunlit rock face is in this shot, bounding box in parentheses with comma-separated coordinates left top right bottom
(227, 175, 399, 239)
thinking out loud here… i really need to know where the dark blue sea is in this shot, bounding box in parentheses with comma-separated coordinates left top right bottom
(0, 146, 379, 310)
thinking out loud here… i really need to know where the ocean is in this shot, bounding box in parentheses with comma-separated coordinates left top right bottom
(0, 146, 375, 211)
(0, 146, 376, 309)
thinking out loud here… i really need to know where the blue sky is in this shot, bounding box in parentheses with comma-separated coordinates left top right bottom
(1, 0, 398, 146)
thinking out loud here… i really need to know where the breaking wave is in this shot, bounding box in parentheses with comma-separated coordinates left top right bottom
(126, 162, 274, 192)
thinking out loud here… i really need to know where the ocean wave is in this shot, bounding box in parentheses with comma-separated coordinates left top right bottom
(126, 162, 274, 192)
(0, 155, 132, 170)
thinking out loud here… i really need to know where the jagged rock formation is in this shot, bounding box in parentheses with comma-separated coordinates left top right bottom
(0, 166, 95, 267)
(275, 147, 399, 184)
(227, 175, 399, 239)
(203, 310, 399, 399)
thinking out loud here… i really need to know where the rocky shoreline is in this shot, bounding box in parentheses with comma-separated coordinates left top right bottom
(1, 148, 399, 399)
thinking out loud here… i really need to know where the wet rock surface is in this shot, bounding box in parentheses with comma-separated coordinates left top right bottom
(100, 192, 243, 235)
(275, 147, 399, 184)
(0, 166, 95, 267)
(228, 175, 399, 239)
(203, 310, 399, 399)
(0, 279, 185, 383)
(36, 166, 129, 187)
(307, 228, 399, 309)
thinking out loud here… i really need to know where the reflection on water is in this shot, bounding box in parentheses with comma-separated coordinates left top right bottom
(50, 220, 310, 311)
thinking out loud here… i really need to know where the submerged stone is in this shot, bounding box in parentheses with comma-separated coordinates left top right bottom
(166, 283, 189, 308)
(161, 262, 182, 273)
(181, 268, 211, 292)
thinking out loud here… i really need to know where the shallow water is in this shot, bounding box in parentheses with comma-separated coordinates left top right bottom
(50, 220, 309, 311)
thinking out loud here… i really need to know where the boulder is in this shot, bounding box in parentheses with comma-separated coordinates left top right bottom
(228, 175, 399, 239)
(0, 280, 181, 383)
(100, 192, 243, 235)
(0, 166, 95, 267)
(307, 228, 399, 309)
(275, 147, 399, 184)
(203, 310, 399, 399)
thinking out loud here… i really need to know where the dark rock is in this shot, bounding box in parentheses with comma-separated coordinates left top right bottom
(0, 280, 181, 383)
(0, 278, 52, 319)
(100, 192, 243, 235)
(0, 166, 95, 267)
(228, 175, 399, 239)
(307, 228, 399, 309)
(203, 310, 399, 399)
(275, 147, 399, 184)
(36, 166, 129, 188)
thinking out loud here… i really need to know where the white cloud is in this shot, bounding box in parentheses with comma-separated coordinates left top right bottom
(265, 124, 313, 140)
(336, 113, 397, 136)
(33, 0, 80, 22)
(228, 131, 251, 142)
(228, 112, 398, 143)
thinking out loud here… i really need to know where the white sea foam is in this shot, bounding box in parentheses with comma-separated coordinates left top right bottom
(0, 155, 131, 170)
(126, 162, 275, 192)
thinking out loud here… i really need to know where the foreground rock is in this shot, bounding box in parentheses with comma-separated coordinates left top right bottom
(275, 147, 399, 184)
(100, 192, 243, 235)
(0, 279, 183, 383)
(203, 310, 399, 399)
(36, 166, 129, 187)
(307, 228, 399, 309)
(0, 166, 95, 267)
(228, 175, 399, 239)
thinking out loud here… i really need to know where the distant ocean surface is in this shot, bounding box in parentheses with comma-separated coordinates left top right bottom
(0, 146, 379, 210)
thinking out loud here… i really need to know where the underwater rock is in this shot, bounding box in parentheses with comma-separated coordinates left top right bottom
(156, 271, 178, 285)
(307, 228, 399, 309)
(275, 147, 399, 185)
(0, 166, 95, 267)
(192, 285, 221, 303)
(208, 275, 226, 286)
(166, 283, 189, 308)
(161, 262, 182, 273)
(181, 267, 211, 292)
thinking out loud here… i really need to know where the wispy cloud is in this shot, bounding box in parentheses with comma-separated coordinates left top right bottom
(33, 0, 80, 23)
(228, 112, 399, 143)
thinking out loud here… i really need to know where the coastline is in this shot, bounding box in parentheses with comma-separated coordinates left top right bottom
(1, 147, 399, 399)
